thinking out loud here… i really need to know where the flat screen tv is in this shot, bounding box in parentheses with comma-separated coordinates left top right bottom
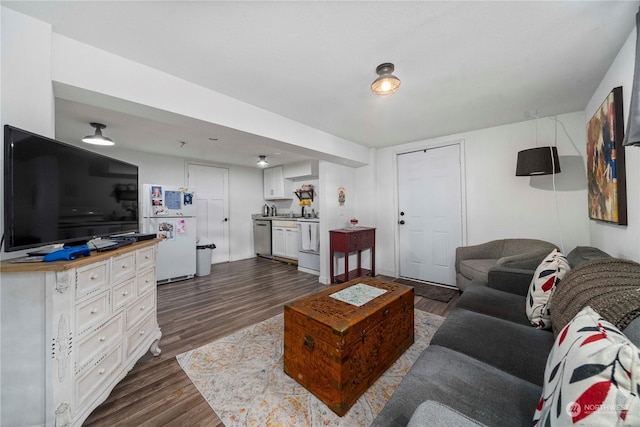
(3, 125, 139, 252)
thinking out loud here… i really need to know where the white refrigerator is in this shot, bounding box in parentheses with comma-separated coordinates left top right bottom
(142, 184, 197, 284)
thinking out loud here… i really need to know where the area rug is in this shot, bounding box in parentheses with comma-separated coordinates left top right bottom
(394, 278, 459, 302)
(176, 310, 444, 427)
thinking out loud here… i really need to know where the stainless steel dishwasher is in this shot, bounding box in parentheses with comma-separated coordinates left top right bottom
(253, 219, 272, 258)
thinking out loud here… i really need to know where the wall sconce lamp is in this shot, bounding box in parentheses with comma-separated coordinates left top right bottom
(257, 155, 269, 168)
(515, 146, 561, 176)
(82, 122, 114, 146)
(371, 63, 401, 96)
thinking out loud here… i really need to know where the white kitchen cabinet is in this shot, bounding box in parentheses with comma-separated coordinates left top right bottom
(0, 240, 161, 427)
(264, 166, 293, 200)
(272, 220, 298, 260)
(285, 228, 299, 259)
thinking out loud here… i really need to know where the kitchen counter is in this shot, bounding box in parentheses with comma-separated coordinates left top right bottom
(251, 214, 319, 220)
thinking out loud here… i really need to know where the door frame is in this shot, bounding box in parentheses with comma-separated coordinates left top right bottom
(392, 139, 468, 279)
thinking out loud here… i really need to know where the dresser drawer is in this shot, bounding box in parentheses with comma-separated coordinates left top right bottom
(76, 261, 109, 300)
(112, 252, 136, 284)
(137, 246, 156, 271)
(112, 278, 136, 311)
(75, 313, 124, 376)
(126, 291, 155, 330)
(76, 291, 111, 336)
(127, 312, 157, 357)
(138, 268, 156, 295)
(75, 344, 123, 411)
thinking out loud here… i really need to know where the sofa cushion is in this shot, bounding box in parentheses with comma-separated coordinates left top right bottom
(430, 307, 554, 386)
(534, 306, 640, 426)
(550, 258, 640, 337)
(565, 246, 611, 268)
(407, 400, 487, 427)
(455, 285, 530, 326)
(459, 258, 498, 284)
(525, 249, 570, 329)
(370, 345, 542, 427)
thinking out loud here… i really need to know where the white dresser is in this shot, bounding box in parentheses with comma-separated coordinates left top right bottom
(0, 240, 162, 427)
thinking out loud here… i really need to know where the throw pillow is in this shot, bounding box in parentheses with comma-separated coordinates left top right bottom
(533, 306, 640, 426)
(526, 249, 570, 329)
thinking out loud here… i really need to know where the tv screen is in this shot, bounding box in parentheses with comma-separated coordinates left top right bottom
(3, 125, 139, 252)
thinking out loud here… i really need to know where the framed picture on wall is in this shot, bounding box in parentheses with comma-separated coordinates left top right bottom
(586, 86, 628, 225)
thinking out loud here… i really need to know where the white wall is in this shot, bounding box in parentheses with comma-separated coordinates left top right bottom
(372, 111, 591, 277)
(318, 161, 356, 284)
(0, 8, 55, 425)
(585, 28, 640, 261)
(0, 8, 55, 262)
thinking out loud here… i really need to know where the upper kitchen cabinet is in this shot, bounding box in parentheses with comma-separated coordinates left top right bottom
(264, 166, 293, 200)
(283, 160, 319, 180)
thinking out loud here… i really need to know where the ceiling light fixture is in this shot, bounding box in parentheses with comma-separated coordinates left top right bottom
(257, 155, 269, 168)
(82, 122, 114, 146)
(371, 62, 401, 96)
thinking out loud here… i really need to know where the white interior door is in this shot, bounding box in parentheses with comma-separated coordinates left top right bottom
(398, 144, 462, 286)
(187, 163, 229, 264)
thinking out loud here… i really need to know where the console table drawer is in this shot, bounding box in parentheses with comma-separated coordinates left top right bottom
(76, 261, 109, 300)
(113, 278, 136, 311)
(76, 291, 111, 336)
(112, 252, 136, 284)
(126, 291, 155, 330)
(75, 344, 123, 410)
(75, 313, 124, 376)
(138, 246, 155, 271)
(138, 268, 156, 295)
(127, 312, 156, 357)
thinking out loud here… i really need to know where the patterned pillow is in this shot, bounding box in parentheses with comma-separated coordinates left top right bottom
(533, 306, 640, 426)
(526, 249, 570, 329)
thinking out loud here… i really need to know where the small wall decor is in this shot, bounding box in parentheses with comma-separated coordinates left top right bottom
(587, 86, 627, 225)
(338, 186, 346, 206)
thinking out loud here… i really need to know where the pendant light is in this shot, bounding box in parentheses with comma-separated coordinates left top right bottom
(257, 155, 269, 167)
(515, 115, 560, 176)
(371, 63, 401, 96)
(515, 146, 561, 176)
(82, 123, 114, 146)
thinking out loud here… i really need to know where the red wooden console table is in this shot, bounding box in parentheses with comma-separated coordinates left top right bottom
(329, 227, 376, 283)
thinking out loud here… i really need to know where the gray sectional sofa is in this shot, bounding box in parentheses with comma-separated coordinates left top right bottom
(371, 246, 640, 426)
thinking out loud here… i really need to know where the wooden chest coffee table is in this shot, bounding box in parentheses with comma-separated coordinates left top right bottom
(283, 277, 414, 416)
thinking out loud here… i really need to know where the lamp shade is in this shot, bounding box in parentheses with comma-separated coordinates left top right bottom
(82, 122, 114, 146)
(515, 146, 561, 176)
(371, 63, 401, 96)
(624, 6, 640, 146)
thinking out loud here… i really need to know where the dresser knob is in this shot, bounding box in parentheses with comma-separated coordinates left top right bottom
(140, 306, 145, 311)
(99, 336, 106, 342)
(99, 368, 105, 375)
(139, 330, 145, 336)
(122, 291, 128, 296)
(121, 264, 127, 269)
(90, 308, 98, 314)
(90, 273, 98, 280)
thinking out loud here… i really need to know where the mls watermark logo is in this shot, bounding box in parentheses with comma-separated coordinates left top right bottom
(566, 402, 581, 418)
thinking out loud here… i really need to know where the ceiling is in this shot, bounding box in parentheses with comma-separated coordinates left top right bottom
(3, 1, 639, 168)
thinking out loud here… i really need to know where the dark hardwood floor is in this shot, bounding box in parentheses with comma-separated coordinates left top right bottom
(83, 257, 458, 426)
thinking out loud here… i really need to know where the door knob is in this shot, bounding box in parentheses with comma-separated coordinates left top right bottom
(398, 220, 405, 225)
(400, 211, 405, 216)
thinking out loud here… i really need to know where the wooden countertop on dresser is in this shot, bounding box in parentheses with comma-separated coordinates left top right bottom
(0, 239, 162, 273)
